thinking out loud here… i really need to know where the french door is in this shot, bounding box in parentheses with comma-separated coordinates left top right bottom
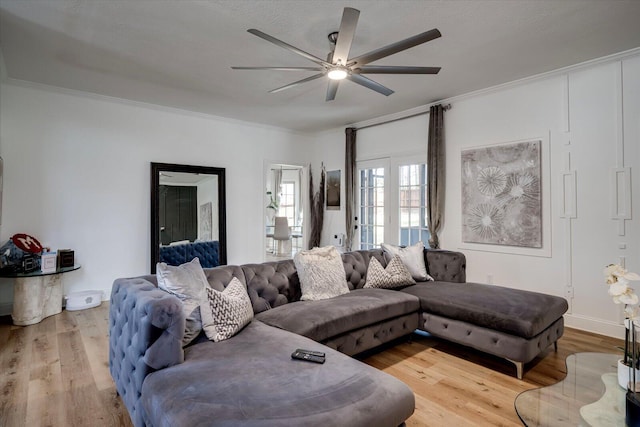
(357, 156, 429, 249)
(358, 159, 390, 249)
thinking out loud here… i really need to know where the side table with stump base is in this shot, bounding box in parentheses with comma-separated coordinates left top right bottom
(1, 265, 81, 325)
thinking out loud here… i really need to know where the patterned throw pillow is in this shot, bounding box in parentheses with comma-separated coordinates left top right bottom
(364, 255, 416, 289)
(201, 277, 253, 342)
(293, 246, 350, 301)
(156, 257, 208, 346)
(381, 241, 430, 281)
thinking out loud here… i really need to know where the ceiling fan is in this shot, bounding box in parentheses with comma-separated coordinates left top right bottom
(232, 7, 441, 101)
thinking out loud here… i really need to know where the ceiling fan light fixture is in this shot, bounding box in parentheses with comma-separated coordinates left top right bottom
(327, 67, 348, 80)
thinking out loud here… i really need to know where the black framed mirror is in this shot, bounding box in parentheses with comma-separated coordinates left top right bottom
(151, 162, 227, 273)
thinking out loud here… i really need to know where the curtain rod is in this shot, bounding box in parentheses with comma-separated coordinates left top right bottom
(354, 103, 451, 131)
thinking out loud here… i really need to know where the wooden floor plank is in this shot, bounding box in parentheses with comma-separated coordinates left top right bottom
(0, 321, 33, 426)
(75, 308, 113, 391)
(25, 316, 64, 427)
(0, 303, 624, 427)
(362, 329, 623, 426)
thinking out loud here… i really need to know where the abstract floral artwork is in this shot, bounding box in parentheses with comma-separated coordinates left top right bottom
(461, 140, 542, 247)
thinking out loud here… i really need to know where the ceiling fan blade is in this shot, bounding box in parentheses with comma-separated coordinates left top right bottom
(232, 66, 324, 71)
(347, 74, 394, 96)
(356, 65, 441, 74)
(332, 7, 360, 66)
(269, 73, 325, 94)
(247, 29, 331, 67)
(348, 29, 441, 66)
(326, 80, 340, 101)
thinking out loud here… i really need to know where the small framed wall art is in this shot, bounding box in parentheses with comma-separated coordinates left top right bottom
(326, 170, 341, 210)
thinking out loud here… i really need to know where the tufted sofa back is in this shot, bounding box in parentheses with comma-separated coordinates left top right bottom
(146, 248, 465, 317)
(241, 260, 301, 314)
(159, 241, 220, 268)
(425, 249, 466, 283)
(342, 249, 387, 289)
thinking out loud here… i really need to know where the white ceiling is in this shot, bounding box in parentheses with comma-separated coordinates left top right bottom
(1, 0, 640, 133)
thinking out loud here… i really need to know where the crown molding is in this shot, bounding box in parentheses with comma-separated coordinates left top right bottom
(349, 46, 640, 130)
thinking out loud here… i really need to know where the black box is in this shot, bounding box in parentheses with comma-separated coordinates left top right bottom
(58, 249, 75, 268)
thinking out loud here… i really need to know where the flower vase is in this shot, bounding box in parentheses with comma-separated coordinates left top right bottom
(627, 390, 640, 427)
(266, 208, 276, 226)
(626, 320, 640, 427)
(619, 359, 640, 389)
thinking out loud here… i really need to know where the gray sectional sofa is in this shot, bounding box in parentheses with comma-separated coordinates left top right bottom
(109, 248, 568, 427)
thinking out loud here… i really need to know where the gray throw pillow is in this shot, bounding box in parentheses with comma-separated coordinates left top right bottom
(293, 246, 350, 301)
(364, 255, 416, 289)
(156, 257, 208, 346)
(381, 241, 430, 281)
(200, 277, 253, 342)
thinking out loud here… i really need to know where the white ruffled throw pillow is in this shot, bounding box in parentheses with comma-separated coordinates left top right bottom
(293, 246, 350, 301)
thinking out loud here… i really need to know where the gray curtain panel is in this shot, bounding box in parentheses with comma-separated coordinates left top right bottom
(427, 104, 445, 249)
(308, 164, 325, 249)
(345, 128, 357, 251)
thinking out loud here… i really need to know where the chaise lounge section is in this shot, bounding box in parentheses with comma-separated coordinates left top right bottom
(109, 248, 567, 426)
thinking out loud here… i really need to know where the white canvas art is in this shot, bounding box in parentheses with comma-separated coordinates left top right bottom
(461, 140, 542, 248)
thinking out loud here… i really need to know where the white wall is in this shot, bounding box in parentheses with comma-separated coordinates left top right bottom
(0, 83, 313, 309)
(443, 57, 640, 337)
(311, 53, 640, 338)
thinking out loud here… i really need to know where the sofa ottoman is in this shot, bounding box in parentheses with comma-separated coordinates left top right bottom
(141, 320, 415, 427)
(401, 281, 568, 378)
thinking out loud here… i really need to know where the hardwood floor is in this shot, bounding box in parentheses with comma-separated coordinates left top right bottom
(0, 305, 133, 427)
(0, 304, 623, 427)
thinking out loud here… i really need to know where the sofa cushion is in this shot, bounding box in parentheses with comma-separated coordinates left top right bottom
(201, 277, 253, 342)
(293, 246, 350, 301)
(382, 241, 429, 281)
(364, 256, 415, 289)
(256, 288, 420, 342)
(141, 321, 415, 427)
(156, 257, 208, 346)
(401, 282, 568, 339)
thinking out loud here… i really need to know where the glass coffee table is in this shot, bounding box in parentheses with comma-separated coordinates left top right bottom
(515, 352, 624, 426)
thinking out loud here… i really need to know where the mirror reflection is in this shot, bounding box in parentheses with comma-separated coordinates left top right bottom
(151, 163, 226, 273)
(265, 164, 304, 261)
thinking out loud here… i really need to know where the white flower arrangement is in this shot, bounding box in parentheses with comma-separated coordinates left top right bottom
(605, 264, 640, 322)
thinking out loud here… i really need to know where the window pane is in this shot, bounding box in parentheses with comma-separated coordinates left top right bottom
(398, 163, 429, 246)
(400, 207, 409, 227)
(278, 182, 296, 226)
(358, 166, 385, 250)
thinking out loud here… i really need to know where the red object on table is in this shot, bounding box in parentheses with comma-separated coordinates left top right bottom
(11, 233, 43, 254)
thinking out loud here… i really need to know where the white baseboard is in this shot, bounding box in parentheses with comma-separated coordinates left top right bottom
(565, 313, 625, 339)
